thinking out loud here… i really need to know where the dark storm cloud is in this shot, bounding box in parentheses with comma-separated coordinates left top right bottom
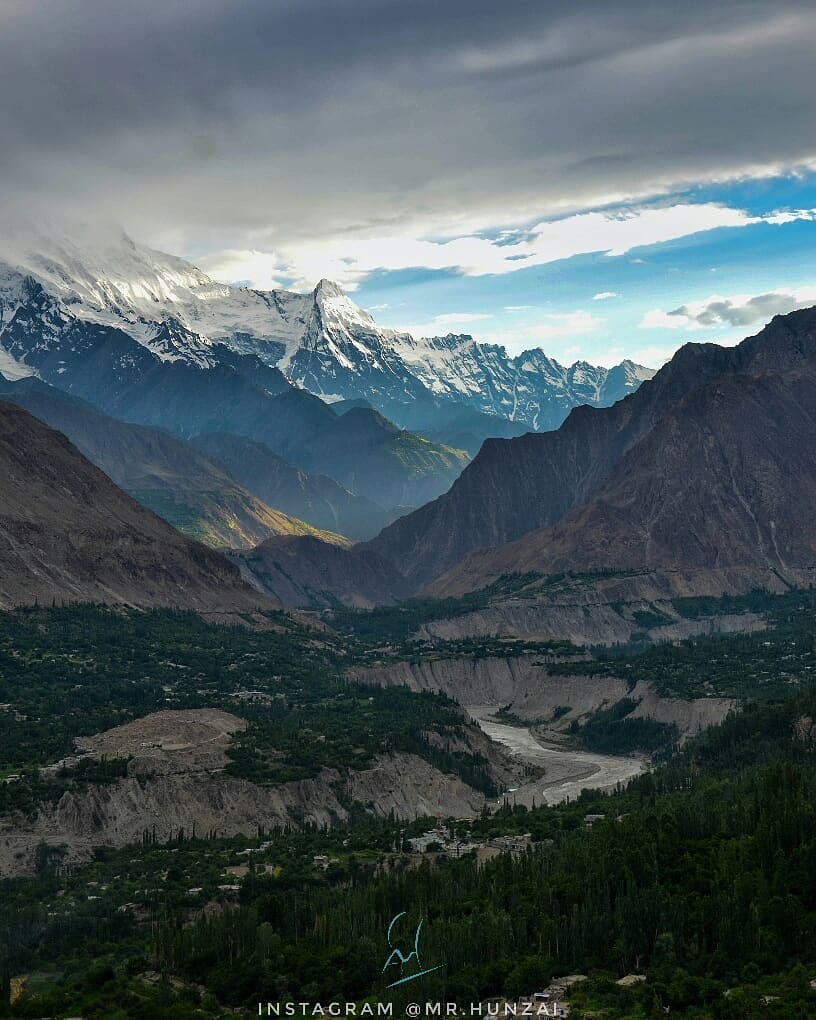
(2, 0, 815, 254)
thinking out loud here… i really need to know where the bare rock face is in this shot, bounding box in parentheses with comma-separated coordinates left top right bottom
(418, 599, 768, 645)
(347, 656, 735, 742)
(0, 401, 272, 611)
(234, 533, 411, 608)
(0, 753, 486, 877)
(794, 716, 816, 742)
(430, 361, 816, 594)
(349, 656, 630, 719)
(369, 307, 816, 589)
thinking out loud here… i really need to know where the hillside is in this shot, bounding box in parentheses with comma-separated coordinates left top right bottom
(432, 361, 816, 595)
(370, 306, 816, 587)
(190, 432, 394, 540)
(235, 534, 412, 608)
(0, 401, 270, 611)
(0, 376, 345, 549)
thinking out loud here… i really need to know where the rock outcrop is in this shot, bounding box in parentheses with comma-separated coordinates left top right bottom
(348, 655, 735, 740)
(0, 754, 487, 877)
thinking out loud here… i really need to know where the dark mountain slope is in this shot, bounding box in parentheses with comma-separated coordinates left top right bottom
(369, 307, 816, 586)
(431, 360, 816, 596)
(293, 407, 469, 509)
(0, 377, 339, 549)
(234, 535, 412, 609)
(190, 432, 394, 541)
(0, 402, 270, 611)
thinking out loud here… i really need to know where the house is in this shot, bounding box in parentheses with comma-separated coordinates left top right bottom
(445, 842, 478, 859)
(517, 994, 569, 1017)
(407, 830, 445, 853)
(488, 833, 532, 853)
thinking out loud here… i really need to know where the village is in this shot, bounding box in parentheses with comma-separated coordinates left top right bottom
(404, 822, 533, 862)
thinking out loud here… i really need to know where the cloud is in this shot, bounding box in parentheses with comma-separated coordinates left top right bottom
(592, 291, 618, 300)
(1, 1, 816, 268)
(399, 309, 603, 349)
(399, 311, 493, 336)
(200, 201, 806, 290)
(626, 344, 682, 367)
(195, 249, 285, 290)
(640, 284, 816, 331)
(429, 312, 492, 326)
(469, 310, 605, 347)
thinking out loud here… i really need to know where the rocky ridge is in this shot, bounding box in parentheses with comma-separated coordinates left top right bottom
(370, 306, 816, 590)
(0, 222, 652, 445)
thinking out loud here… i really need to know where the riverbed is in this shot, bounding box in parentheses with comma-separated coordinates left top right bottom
(471, 708, 647, 807)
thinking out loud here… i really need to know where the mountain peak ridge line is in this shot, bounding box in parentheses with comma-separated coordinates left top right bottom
(0, 220, 654, 442)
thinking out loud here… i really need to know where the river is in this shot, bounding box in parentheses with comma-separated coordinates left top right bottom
(472, 709, 648, 807)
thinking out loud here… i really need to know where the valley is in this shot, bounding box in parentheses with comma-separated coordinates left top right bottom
(2, 595, 816, 1018)
(2, 266, 816, 1017)
(0, 576, 814, 1016)
(471, 711, 648, 807)
(4, 3, 816, 1016)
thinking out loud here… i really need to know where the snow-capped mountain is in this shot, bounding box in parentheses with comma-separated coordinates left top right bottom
(0, 222, 654, 439)
(392, 332, 654, 431)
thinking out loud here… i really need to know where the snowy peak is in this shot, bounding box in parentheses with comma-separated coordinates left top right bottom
(0, 220, 655, 434)
(314, 278, 346, 300)
(313, 277, 377, 331)
(391, 330, 655, 429)
(0, 219, 226, 318)
(148, 316, 214, 366)
(619, 359, 657, 384)
(0, 346, 35, 381)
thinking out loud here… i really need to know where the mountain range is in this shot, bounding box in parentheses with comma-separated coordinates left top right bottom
(368, 306, 816, 600)
(0, 375, 350, 549)
(1, 277, 815, 618)
(0, 221, 652, 521)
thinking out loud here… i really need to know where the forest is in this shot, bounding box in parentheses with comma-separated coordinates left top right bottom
(4, 695, 816, 1017)
(0, 605, 497, 812)
(2, 589, 816, 1016)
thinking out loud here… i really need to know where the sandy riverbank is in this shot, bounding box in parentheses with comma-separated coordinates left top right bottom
(471, 708, 647, 807)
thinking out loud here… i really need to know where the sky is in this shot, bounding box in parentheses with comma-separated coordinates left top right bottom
(2, 0, 816, 366)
